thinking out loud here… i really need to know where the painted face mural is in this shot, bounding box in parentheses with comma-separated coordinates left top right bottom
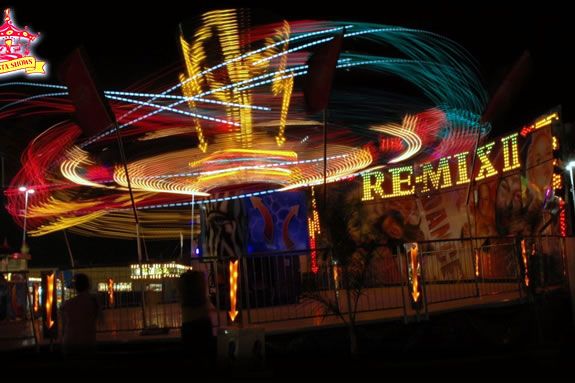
(526, 128, 553, 195)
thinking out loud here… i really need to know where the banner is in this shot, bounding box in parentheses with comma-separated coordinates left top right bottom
(343, 112, 563, 281)
(202, 199, 247, 259)
(246, 191, 309, 253)
(0, 56, 45, 75)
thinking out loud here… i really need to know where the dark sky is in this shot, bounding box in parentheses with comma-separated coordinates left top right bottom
(6, 0, 572, 121)
(1, 0, 572, 267)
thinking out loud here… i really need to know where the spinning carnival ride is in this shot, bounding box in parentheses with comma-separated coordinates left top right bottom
(2, 9, 488, 240)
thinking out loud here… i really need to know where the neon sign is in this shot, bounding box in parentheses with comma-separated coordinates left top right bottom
(0, 9, 46, 78)
(130, 262, 192, 279)
(362, 132, 521, 201)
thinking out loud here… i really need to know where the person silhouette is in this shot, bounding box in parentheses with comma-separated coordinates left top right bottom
(179, 270, 215, 360)
(0, 274, 8, 321)
(60, 273, 100, 356)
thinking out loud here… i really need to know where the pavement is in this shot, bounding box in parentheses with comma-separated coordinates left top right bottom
(1, 289, 572, 382)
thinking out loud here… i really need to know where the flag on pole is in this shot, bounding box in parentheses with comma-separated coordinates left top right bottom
(303, 31, 344, 114)
(59, 47, 116, 138)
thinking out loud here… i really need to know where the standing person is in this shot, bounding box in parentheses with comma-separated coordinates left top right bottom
(0, 273, 8, 321)
(60, 273, 100, 356)
(179, 270, 215, 360)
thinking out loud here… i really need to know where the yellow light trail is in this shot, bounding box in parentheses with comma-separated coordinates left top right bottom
(370, 114, 422, 164)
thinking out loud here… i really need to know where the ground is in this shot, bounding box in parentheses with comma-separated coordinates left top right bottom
(1, 289, 572, 381)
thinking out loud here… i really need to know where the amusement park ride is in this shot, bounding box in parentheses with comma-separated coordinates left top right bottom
(0, 8, 572, 347)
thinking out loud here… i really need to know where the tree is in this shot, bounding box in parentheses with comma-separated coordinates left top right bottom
(302, 186, 377, 356)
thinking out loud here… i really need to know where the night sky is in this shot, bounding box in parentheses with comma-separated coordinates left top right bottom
(1, 0, 572, 267)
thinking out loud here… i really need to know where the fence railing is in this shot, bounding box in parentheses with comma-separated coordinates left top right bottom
(8, 235, 568, 339)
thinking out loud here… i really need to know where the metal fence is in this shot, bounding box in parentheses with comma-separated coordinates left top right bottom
(14, 235, 567, 337)
(418, 237, 523, 306)
(242, 249, 407, 324)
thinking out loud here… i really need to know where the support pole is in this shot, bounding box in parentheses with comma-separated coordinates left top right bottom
(190, 194, 195, 259)
(113, 121, 147, 329)
(63, 230, 75, 269)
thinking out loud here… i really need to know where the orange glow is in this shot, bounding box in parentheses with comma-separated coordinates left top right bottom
(33, 284, 39, 314)
(107, 278, 114, 306)
(333, 263, 340, 289)
(228, 260, 239, 322)
(409, 243, 420, 302)
(45, 272, 55, 329)
(475, 249, 480, 277)
(520, 239, 530, 287)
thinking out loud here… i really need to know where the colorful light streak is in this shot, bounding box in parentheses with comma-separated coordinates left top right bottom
(308, 186, 321, 274)
(2, 11, 492, 240)
(370, 114, 422, 164)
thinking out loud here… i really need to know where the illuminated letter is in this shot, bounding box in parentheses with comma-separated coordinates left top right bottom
(421, 156, 452, 193)
(501, 133, 520, 172)
(389, 166, 414, 197)
(362, 171, 386, 201)
(272, 21, 293, 147)
(454, 152, 470, 185)
(180, 9, 259, 150)
(474, 142, 498, 181)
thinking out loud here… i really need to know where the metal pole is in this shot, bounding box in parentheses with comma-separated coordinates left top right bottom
(22, 191, 29, 248)
(25, 273, 40, 352)
(63, 230, 75, 268)
(190, 194, 195, 259)
(214, 259, 221, 327)
(241, 256, 252, 324)
(472, 241, 480, 298)
(398, 249, 408, 323)
(421, 254, 429, 321)
(113, 121, 144, 261)
(465, 129, 482, 210)
(112, 121, 147, 329)
(569, 165, 575, 233)
(322, 109, 328, 212)
(1, 154, 5, 189)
